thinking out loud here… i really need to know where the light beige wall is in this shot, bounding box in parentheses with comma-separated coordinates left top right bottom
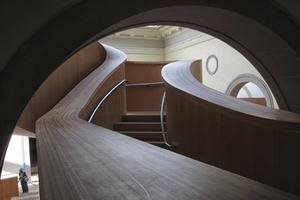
(165, 37, 261, 92)
(100, 27, 279, 108)
(1, 134, 30, 180)
(100, 37, 164, 62)
(164, 36, 278, 108)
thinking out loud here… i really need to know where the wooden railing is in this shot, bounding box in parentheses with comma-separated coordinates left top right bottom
(35, 45, 299, 199)
(162, 60, 300, 196)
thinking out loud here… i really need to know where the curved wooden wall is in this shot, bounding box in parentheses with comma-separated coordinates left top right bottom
(162, 60, 300, 196)
(35, 44, 299, 199)
(17, 42, 106, 132)
(88, 65, 127, 130)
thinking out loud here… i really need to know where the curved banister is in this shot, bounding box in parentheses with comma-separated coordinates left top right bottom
(49, 44, 126, 114)
(160, 91, 173, 148)
(88, 79, 127, 123)
(162, 60, 300, 123)
(35, 45, 299, 199)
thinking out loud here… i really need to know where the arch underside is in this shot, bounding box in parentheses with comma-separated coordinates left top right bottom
(226, 74, 275, 108)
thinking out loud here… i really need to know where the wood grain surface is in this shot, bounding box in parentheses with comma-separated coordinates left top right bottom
(125, 61, 166, 111)
(36, 46, 299, 200)
(0, 176, 18, 200)
(238, 97, 267, 106)
(90, 65, 127, 129)
(162, 60, 300, 196)
(17, 42, 105, 132)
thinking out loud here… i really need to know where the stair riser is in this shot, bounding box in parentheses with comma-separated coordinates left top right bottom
(122, 115, 166, 122)
(114, 124, 166, 131)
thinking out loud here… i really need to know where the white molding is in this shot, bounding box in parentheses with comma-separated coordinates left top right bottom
(100, 26, 216, 59)
(116, 47, 164, 55)
(106, 26, 187, 40)
(161, 26, 183, 39)
(165, 34, 215, 54)
(225, 74, 274, 108)
(206, 55, 219, 75)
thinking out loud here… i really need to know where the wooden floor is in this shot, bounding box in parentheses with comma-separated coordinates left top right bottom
(37, 123, 300, 200)
(36, 45, 299, 200)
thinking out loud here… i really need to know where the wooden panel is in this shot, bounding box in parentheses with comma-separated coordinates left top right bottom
(238, 98, 267, 106)
(126, 86, 165, 111)
(17, 42, 106, 132)
(220, 113, 275, 185)
(77, 42, 105, 80)
(91, 65, 127, 129)
(162, 60, 300, 196)
(125, 61, 167, 111)
(35, 45, 299, 200)
(125, 61, 166, 83)
(0, 176, 18, 200)
(166, 88, 222, 166)
(275, 129, 300, 193)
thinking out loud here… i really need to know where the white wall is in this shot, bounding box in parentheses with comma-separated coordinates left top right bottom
(100, 27, 279, 108)
(100, 37, 164, 62)
(1, 134, 31, 180)
(165, 34, 262, 92)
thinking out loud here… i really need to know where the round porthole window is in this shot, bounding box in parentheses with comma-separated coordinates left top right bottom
(206, 55, 219, 75)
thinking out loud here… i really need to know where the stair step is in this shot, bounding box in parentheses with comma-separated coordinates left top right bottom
(114, 122, 166, 131)
(11, 193, 39, 200)
(122, 114, 166, 122)
(119, 131, 164, 141)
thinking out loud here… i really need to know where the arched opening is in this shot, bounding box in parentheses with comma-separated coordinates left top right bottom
(236, 82, 268, 106)
(1, 2, 300, 198)
(226, 74, 276, 108)
(99, 25, 280, 110)
(2, 22, 295, 196)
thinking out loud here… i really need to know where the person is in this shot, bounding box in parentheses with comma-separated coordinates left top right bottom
(19, 168, 29, 193)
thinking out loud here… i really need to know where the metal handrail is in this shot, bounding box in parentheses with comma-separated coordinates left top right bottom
(126, 81, 164, 87)
(88, 79, 127, 123)
(160, 91, 174, 148)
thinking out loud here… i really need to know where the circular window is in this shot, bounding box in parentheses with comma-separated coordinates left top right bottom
(206, 55, 219, 75)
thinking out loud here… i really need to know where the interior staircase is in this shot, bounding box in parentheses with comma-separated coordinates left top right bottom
(114, 112, 168, 148)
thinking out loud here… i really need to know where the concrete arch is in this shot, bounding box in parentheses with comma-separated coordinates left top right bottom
(226, 74, 275, 108)
(1, 1, 300, 169)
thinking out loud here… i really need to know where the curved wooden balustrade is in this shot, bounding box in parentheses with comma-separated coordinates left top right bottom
(18, 41, 106, 132)
(36, 45, 299, 200)
(162, 60, 300, 196)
